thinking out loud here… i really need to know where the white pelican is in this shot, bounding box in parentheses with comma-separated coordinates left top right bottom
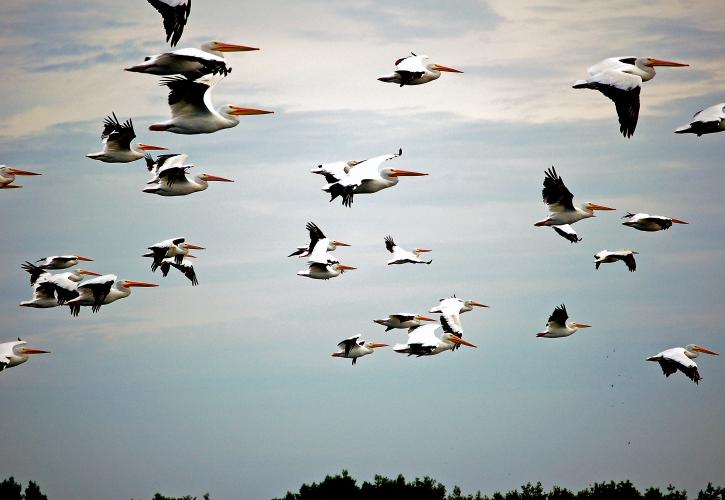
(35, 255, 93, 270)
(552, 225, 582, 243)
(384, 236, 432, 265)
(0, 165, 41, 189)
(20, 261, 101, 313)
(331, 335, 388, 365)
(621, 212, 688, 232)
(290, 222, 350, 262)
(429, 296, 488, 343)
(126, 41, 258, 78)
(675, 103, 725, 136)
(373, 314, 437, 332)
(147, 0, 191, 47)
(378, 53, 463, 86)
(537, 304, 591, 338)
(323, 149, 427, 207)
(535, 167, 615, 230)
(393, 324, 477, 356)
(573, 56, 688, 138)
(297, 262, 356, 280)
(0, 339, 49, 372)
(594, 250, 638, 272)
(66, 275, 158, 315)
(647, 344, 718, 384)
(149, 75, 273, 134)
(310, 160, 360, 184)
(143, 237, 205, 270)
(143, 154, 233, 196)
(158, 257, 198, 286)
(86, 113, 166, 163)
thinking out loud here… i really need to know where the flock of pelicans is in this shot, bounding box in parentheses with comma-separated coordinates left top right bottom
(0, 0, 722, 386)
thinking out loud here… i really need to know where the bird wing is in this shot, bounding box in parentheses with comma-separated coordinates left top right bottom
(661, 349, 700, 383)
(147, 0, 191, 47)
(582, 71, 642, 138)
(542, 166, 574, 212)
(78, 275, 116, 312)
(389, 314, 415, 323)
(306, 223, 332, 265)
(49, 278, 79, 305)
(337, 335, 361, 357)
(165, 47, 230, 77)
(344, 150, 402, 185)
(160, 76, 212, 119)
(548, 304, 568, 328)
(622, 252, 637, 272)
(552, 225, 581, 243)
(21, 261, 48, 286)
(101, 113, 136, 152)
(438, 302, 463, 336)
(33, 281, 57, 301)
(170, 260, 198, 285)
(692, 103, 725, 123)
(406, 324, 440, 347)
(384, 236, 396, 254)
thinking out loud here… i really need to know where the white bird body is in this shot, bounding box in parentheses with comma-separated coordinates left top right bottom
(297, 262, 356, 280)
(309, 160, 359, 184)
(621, 212, 688, 232)
(331, 335, 387, 365)
(300, 222, 350, 264)
(143, 154, 233, 196)
(429, 296, 488, 340)
(125, 42, 259, 78)
(647, 344, 718, 384)
(594, 249, 638, 272)
(0, 165, 41, 188)
(393, 324, 476, 356)
(373, 313, 436, 332)
(0, 339, 49, 372)
(384, 236, 431, 265)
(35, 255, 93, 270)
(378, 53, 463, 86)
(144, 236, 205, 270)
(675, 103, 725, 136)
(86, 113, 166, 163)
(66, 274, 158, 315)
(19, 262, 101, 312)
(537, 304, 591, 338)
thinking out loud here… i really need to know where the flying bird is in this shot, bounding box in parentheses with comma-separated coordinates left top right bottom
(429, 296, 488, 347)
(149, 75, 272, 134)
(147, 0, 191, 47)
(290, 222, 350, 262)
(143, 237, 205, 270)
(373, 314, 436, 332)
(537, 304, 591, 338)
(0, 165, 41, 189)
(158, 257, 198, 286)
(573, 56, 688, 138)
(378, 53, 463, 86)
(35, 255, 93, 270)
(297, 262, 356, 280)
(143, 153, 233, 196)
(392, 324, 477, 356)
(331, 335, 387, 365)
(19, 261, 100, 313)
(675, 103, 725, 136)
(0, 339, 49, 373)
(647, 344, 718, 384)
(66, 275, 158, 316)
(86, 113, 166, 163)
(621, 212, 688, 232)
(384, 236, 432, 265)
(594, 250, 638, 272)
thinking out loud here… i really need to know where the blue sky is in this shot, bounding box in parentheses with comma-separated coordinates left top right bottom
(1, 1, 724, 499)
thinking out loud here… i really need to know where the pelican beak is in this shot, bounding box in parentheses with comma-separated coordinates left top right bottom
(8, 168, 42, 176)
(336, 264, 357, 271)
(137, 144, 167, 151)
(536, 332, 547, 338)
(534, 219, 551, 227)
(573, 323, 592, 329)
(78, 270, 101, 276)
(433, 64, 463, 73)
(183, 243, 206, 250)
(389, 169, 428, 177)
(76, 256, 93, 262)
(671, 218, 688, 224)
(647, 58, 688, 67)
(332, 240, 351, 247)
(470, 301, 489, 308)
(416, 248, 432, 253)
(369, 343, 388, 349)
(214, 42, 260, 52)
(415, 315, 437, 322)
(589, 204, 616, 211)
(694, 346, 719, 355)
(123, 280, 159, 288)
(373, 319, 387, 325)
(228, 105, 274, 116)
(449, 336, 477, 348)
(205, 175, 234, 182)
(22, 347, 50, 355)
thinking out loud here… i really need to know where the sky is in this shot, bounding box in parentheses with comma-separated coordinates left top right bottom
(1, 1, 724, 499)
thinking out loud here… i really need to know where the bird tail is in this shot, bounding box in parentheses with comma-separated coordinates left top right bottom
(572, 79, 591, 89)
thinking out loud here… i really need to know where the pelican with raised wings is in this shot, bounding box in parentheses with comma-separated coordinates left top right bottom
(675, 103, 725, 136)
(594, 249, 638, 272)
(149, 75, 272, 134)
(323, 149, 427, 207)
(86, 113, 166, 163)
(66, 275, 158, 315)
(331, 335, 387, 366)
(384, 236, 432, 265)
(288, 222, 350, 261)
(310, 160, 360, 184)
(0, 165, 41, 189)
(621, 212, 688, 232)
(393, 324, 477, 356)
(378, 53, 463, 86)
(0, 339, 49, 373)
(537, 304, 591, 338)
(297, 262, 356, 280)
(573, 56, 688, 138)
(143, 153, 233, 196)
(126, 41, 258, 78)
(147, 0, 191, 47)
(373, 314, 436, 332)
(429, 296, 488, 346)
(143, 236, 205, 270)
(35, 255, 93, 270)
(158, 257, 198, 286)
(647, 344, 718, 384)
(535, 167, 615, 235)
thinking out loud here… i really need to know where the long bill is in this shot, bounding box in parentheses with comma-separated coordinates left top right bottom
(183, 243, 206, 250)
(647, 58, 688, 67)
(215, 42, 260, 52)
(415, 315, 437, 322)
(22, 347, 50, 354)
(469, 301, 489, 308)
(336, 264, 357, 271)
(206, 175, 234, 182)
(449, 336, 477, 348)
(331, 240, 351, 247)
(78, 270, 102, 276)
(433, 64, 463, 73)
(589, 204, 616, 211)
(368, 343, 388, 348)
(693, 346, 719, 355)
(573, 323, 592, 329)
(123, 281, 159, 288)
(670, 218, 688, 224)
(137, 144, 168, 151)
(389, 169, 428, 177)
(228, 106, 274, 116)
(8, 168, 42, 176)
(76, 256, 94, 262)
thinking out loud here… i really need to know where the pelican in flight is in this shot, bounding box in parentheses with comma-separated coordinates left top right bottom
(86, 113, 166, 163)
(35, 255, 93, 270)
(552, 225, 582, 243)
(20, 261, 100, 313)
(429, 296, 488, 346)
(537, 304, 591, 338)
(126, 41, 258, 78)
(143, 153, 233, 196)
(149, 75, 272, 134)
(158, 257, 198, 286)
(573, 56, 688, 138)
(384, 236, 432, 265)
(297, 262, 356, 280)
(594, 250, 638, 272)
(289, 222, 350, 261)
(0, 339, 49, 373)
(1, 165, 41, 189)
(535, 167, 615, 236)
(147, 0, 191, 47)
(323, 149, 427, 207)
(621, 212, 688, 232)
(647, 344, 718, 384)
(331, 335, 387, 365)
(143, 237, 205, 270)
(393, 324, 477, 356)
(66, 275, 158, 315)
(373, 314, 436, 332)
(378, 53, 463, 86)
(675, 103, 725, 136)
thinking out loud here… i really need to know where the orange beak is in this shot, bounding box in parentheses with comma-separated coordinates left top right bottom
(415, 315, 437, 322)
(123, 280, 159, 288)
(416, 248, 432, 253)
(433, 64, 463, 73)
(337, 264, 357, 271)
(573, 323, 592, 329)
(389, 169, 428, 177)
(76, 256, 93, 262)
(214, 42, 260, 52)
(22, 347, 50, 355)
(78, 270, 102, 276)
(671, 218, 688, 224)
(205, 175, 234, 182)
(8, 168, 42, 176)
(228, 106, 274, 116)
(589, 204, 615, 211)
(369, 343, 388, 348)
(470, 301, 489, 308)
(694, 346, 719, 355)
(332, 240, 351, 247)
(449, 336, 477, 348)
(647, 58, 689, 67)
(137, 144, 167, 151)
(373, 319, 387, 325)
(183, 243, 206, 250)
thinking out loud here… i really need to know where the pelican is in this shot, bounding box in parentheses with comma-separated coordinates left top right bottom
(0, 165, 41, 189)
(537, 304, 591, 338)
(331, 335, 388, 365)
(66, 275, 158, 315)
(158, 257, 198, 286)
(621, 212, 688, 232)
(143, 237, 205, 270)
(149, 75, 273, 134)
(429, 296, 488, 343)
(126, 41, 258, 78)
(675, 103, 725, 136)
(573, 56, 688, 138)
(0, 339, 49, 372)
(323, 149, 427, 207)
(297, 262, 356, 280)
(552, 225, 582, 243)
(310, 160, 360, 184)
(143, 154, 233, 196)
(373, 314, 437, 332)
(290, 222, 350, 262)
(86, 113, 166, 163)
(535, 167, 615, 230)
(20, 261, 100, 312)
(647, 344, 718, 384)
(393, 324, 477, 356)
(35, 255, 93, 270)
(384, 236, 432, 265)
(378, 53, 463, 86)
(147, 0, 191, 47)
(594, 250, 638, 272)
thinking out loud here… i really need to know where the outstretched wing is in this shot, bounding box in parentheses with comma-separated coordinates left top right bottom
(21, 261, 47, 286)
(575, 71, 641, 138)
(170, 260, 198, 286)
(102, 113, 136, 152)
(542, 166, 574, 212)
(147, 0, 191, 47)
(552, 225, 581, 243)
(548, 304, 568, 328)
(384, 236, 396, 253)
(160, 76, 211, 119)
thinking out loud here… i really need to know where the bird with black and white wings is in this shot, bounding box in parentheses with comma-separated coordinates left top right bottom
(331, 335, 388, 365)
(143, 154, 233, 196)
(158, 257, 198, 286)
(378, 53, 463, 86)
(594, 250, 638, 272)
(621, 212, 688, 232)
(537, 304, 591, 338)
(0, 339, 50, 373)
(310, 160, 360, 184)
(66, 275, 158, 316)
(552, 225, 582, 244)
(429, 296, 488, 349)
(297, 262, 356, 280)
(297, 222, 350, 264)
(0, 165, 41, 189)
(19, 261, 100, 313)
(86, 113, 167, 163)
(147, 0, 191, 47)
(647, 344, 718, 384)
(143, 236, 205, 271)
(573, 56, 688, 138)
(393, 324, 477, 357)
(675, 103, 725, 136)
(35, 255, 93, 270)
(373, 313, 436, 332)
(384, 236, 432, 265)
